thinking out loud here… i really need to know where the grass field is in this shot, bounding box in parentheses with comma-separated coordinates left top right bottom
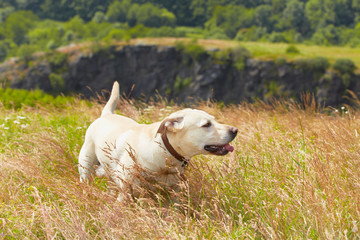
(1, 90, 360, 239)
(130, 38, 360, 70)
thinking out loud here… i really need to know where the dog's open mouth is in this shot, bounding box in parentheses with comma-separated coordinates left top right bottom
(204, 143, 234, 155)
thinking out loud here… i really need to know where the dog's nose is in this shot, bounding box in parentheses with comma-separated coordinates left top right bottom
(229, 127, 238, 137)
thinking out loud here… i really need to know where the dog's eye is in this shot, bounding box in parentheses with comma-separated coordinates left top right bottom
(202, 122, 212, 128)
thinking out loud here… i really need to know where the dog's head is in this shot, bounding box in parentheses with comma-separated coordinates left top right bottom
(158, 109, 237, 157)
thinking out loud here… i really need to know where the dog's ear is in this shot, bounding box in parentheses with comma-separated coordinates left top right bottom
(157, 117, 184, 134)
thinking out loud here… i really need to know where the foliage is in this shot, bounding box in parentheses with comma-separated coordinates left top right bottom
(286, 45, 300, 54)
(148, 26, 185, 38)
(103, 28, 130, 41)
(49, 73, 65, 91)
(0, 0, 360, 48)
(17, 44, 37, 62)
(0, 39, 15, 61)
(282, 0, 307, 33)
(205, 5, 254, 38)
(232, 45, 251, 71)
(332, 58, 356, 75)
(175, 40, 206, 61)
(0, 87, 73, 109)
(46, 51, 69, 71)
(294, 56, 330, 72)
(106, 0, 175, 28)
(268, 32, 289, 43)
(106, 0, 132, 23)
(310, 56, 330, 72)
(0, 0, 360, 68)
(2, 10, 39, 45)
(174, 75, 192, 92)
(235, 26, 267, 41)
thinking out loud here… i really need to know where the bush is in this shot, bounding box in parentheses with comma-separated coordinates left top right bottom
(311, 57, 330, 72)
(0, 88, 73, 109)
(332, 58, 356, 74)
(92, 11, 106, 23)
(103, 28, 129, 41)
(175, 40, 206, 61)
(205, 5, 254, 38)
(286, 45, 300, 54)
(28, 27, 63, 51)
(311, 25, 340, 46)
(235, 26, 267, 41)
(134, 3, 176, 28)
(46, 40, 57, 50)
(294, 57, 330, 72)
(46, 51, 69, 70)
(148, 26, 185, 38)
(275, 58, 287, 66)
(0, 40, 15, 62)
(106, 0, 130, 23)
(17, 44, 37, 62)
(210, 48, 232, 64)
(174, 76, 192, 92)
(49, 73, 65, 91)
(268, 32, 288, 43)
(86, 21, 116, 40)
(203, 27, 229, 40)
(4, 11, 39, 45)
(64, 16, 88, 40)
(232, 45, 251, 70)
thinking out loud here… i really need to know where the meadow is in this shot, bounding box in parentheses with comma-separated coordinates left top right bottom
(131, 38, 360, 69)
(0, 89, 359, 239)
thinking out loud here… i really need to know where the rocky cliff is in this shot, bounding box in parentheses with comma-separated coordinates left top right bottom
(1, 44, 359, 106)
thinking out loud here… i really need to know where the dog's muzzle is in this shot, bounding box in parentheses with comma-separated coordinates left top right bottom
(204, 127, 238, 155)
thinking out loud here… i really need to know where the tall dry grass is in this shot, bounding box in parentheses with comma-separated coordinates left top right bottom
(0, 95, 359, 239)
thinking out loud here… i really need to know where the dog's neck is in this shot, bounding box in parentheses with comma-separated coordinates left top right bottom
(159, 132, 189, 167)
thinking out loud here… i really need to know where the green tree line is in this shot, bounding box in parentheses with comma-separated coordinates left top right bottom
(1, 0, 360, 62)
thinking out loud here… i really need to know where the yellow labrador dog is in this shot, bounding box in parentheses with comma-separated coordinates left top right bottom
(79, 82, 237, 200)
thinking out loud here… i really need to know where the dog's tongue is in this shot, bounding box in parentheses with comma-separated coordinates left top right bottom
(224, 143, 234, 152)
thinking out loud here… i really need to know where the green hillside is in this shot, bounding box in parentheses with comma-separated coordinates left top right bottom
(1, 0, 360, 63)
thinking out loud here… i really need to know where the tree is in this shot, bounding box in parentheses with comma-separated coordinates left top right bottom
(132, 0, 194, 26)
(0, 6, 15, 22)
(4, 10, 39, 45)
(333, 0, 354, 26)
(352, 0, 360, 22)
(28, 26, 63, 50)
(64, 15, 88, 40)
(190, 0, 208, 25)
(305, 0, 353, 31)
(70, 0, 112, 22)
(271, 0, 287, 13)
(282, 0, 307, 33)
(106, 0, 131, 23)
(305, 0, 329, 30)
(254, 5, 273, 31)
(311, 24, 340, 45)
(0, 39, 14, 61)
(134, 3, 175, 27)
(206, 5, 254, 38)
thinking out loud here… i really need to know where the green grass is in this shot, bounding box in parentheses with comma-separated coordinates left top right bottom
(1, 89, 360, 238)
(129, 38, 360, 70)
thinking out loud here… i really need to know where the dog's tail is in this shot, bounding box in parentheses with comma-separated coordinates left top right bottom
(101, 81, 120, 117)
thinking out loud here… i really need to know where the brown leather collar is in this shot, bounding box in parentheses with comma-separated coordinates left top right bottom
(156, 124, 188, 167)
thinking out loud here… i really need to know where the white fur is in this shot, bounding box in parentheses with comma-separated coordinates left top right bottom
(78, 82, 236, 200)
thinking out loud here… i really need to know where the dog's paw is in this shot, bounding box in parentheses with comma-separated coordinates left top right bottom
(95, 165, 106, 178)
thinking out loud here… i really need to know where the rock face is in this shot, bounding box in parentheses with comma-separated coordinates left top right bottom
(1, 44, 359, 106)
